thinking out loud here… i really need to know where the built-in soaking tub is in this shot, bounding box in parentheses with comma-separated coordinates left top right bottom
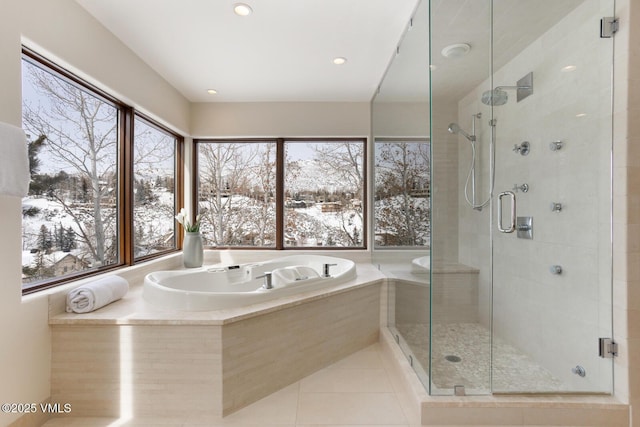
(50, 256, 381, 418)
(143, 254, 356, 311)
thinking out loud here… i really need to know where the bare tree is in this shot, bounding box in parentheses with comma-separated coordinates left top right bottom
(199, 142, 275, 246)
(375, 141, 430, 246)
(134, 119, 175, 179)
(22, 62, 118, 266)
(311, 142, 364, 246)
(250, 143, 276, 245)
(133, 118, 176, 255)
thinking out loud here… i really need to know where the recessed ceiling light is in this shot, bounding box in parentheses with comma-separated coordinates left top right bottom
(576, 113, 587, 118)
(207, 89, 218, 95)
(441, 43, 471, 59)
(233, 3, 253, 16)
(561, 65, 577, 72)
(333, 57, 347, 65)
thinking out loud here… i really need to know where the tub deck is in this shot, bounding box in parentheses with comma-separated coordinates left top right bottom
(48, 263, 385, 418)
(49, 263, 384, 326)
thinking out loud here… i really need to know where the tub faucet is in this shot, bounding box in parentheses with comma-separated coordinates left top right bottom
(256, 272, 273, 289)
(322, 263, 337, 278)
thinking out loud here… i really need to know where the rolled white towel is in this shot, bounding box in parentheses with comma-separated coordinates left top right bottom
(66, 276, 129, 313)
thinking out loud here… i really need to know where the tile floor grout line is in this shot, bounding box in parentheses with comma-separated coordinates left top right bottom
(382, 353, 418, 426)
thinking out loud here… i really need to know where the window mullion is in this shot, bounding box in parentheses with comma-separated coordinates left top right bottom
(121, 107, 134, 265)
(276, 138, 285, 249)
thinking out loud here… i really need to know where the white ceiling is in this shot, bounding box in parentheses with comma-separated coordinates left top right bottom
(75, 0, 420, 103)
(376, 0, 586, 102)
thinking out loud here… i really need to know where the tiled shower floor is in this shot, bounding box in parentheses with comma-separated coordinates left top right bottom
(396, 322, 565, 393)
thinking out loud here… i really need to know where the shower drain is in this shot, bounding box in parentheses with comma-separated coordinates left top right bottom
(445, 355, 462, 363)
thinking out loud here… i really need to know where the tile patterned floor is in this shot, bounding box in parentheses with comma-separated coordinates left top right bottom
(41, 343, 422, 427)
(396, 322, 565, 394)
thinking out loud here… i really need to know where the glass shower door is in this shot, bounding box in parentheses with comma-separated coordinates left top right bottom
(429, 0, 493, 395)
(489, 0, 614, 393)
(429, 0, 614, 395)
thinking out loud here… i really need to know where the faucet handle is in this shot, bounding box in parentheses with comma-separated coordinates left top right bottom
(256, 272, 273, 289)
(322, 263, 337, 277)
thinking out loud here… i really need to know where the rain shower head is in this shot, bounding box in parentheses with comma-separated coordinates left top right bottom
(481, 72, 534, 106)
(447, 122, 475, 142)
(481, 88, 509, 106)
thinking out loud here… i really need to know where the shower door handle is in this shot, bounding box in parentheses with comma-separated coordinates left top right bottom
(497, 191, 516, 233)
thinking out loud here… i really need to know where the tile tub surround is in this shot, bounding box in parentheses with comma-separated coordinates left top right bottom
(40, 343, 420, 427)
(48, 263, 384, 419)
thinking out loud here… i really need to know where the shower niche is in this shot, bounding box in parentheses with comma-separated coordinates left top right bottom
(374, 0, 614, 397)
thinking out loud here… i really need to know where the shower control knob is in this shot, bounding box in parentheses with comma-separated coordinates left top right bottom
(571, 365, 586, 377)
(512, 183, 529, 193)
(550, 140, 564, 151)
(513, 141, 530, 156)
(550, 265, 563, 275)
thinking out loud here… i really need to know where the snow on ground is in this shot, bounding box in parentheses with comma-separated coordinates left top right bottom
(22, 189, 175, 268)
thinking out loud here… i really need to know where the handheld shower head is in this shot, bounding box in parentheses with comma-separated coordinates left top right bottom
(447, 123, 475, 141)
(447, 123, 460, 133)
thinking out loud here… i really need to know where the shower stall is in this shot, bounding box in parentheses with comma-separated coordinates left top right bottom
(373, 0, 614, 396)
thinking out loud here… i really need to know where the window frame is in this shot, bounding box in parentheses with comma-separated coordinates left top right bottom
(373, 137, 430, 250)
(131, 113, 183, 263)
(193, 137, 367, 250)
(21, 47, 184, 295)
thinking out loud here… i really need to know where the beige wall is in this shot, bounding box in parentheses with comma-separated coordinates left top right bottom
(430, 100, 461, 263)
(371, 101, 429, 137)
(613, 0, 640, 420)
(19, 2, 191, 135)
(191, 102, 370, 138)
(0, 1, 191, 425)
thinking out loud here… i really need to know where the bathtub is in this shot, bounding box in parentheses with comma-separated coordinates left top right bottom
(143, 254, 356, 311)
(411, 255, 429, 273)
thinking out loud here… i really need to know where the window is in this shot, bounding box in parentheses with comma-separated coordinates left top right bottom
(374, 139, 430, 247)
(284, 140, 364, 247)
(195, 138, 366, 248)
(197, 141, 277, 247)
(133, 115, 179, 259)
(20, 48, 182, 293)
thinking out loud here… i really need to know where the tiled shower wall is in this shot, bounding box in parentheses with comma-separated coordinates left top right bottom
(614, 0, 640, 420)
(457, 0, 615, 391)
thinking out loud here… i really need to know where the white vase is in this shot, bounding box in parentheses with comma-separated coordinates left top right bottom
(183, 231, 203, 268)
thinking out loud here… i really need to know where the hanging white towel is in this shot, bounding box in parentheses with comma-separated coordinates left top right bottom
(65, 275, 129, 313)
(0, 121, 30, 197)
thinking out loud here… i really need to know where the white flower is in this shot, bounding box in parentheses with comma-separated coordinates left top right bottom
(175, 207, 200, 232)
(175, 208, 187, 227)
